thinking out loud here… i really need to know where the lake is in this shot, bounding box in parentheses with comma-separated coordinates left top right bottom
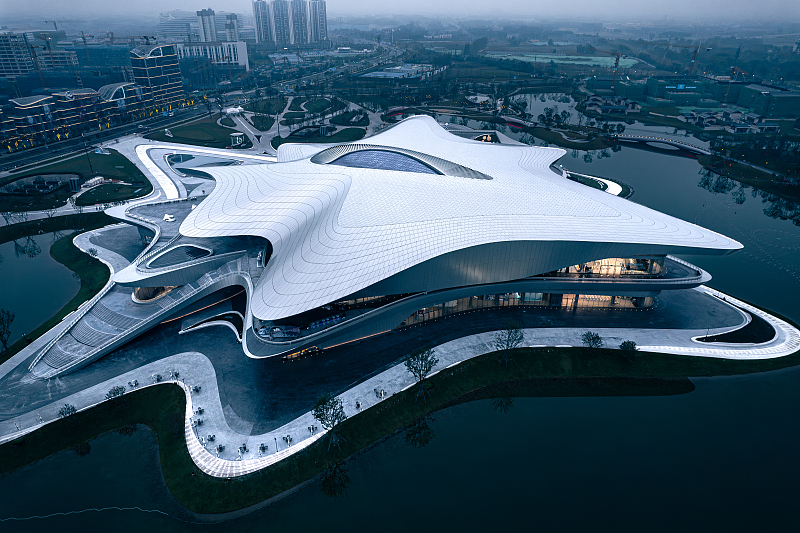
(1, 136, 799, 530)
(0, 231, 80, 345)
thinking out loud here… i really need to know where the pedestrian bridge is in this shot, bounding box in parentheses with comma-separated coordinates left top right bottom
(614, 135, 711, 155)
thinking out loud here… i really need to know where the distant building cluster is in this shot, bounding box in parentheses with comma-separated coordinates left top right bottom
(588, 76, 800, 119)
(679, 109, 781, 134)
(1, 44, 190, 151)
(252, 0, 328, 47)
(360, 64, 435, 79)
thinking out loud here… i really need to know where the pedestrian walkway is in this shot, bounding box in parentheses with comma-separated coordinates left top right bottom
(1, 284, 797, 477)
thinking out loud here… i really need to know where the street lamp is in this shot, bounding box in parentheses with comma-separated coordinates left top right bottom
(81, 133, 95, 174)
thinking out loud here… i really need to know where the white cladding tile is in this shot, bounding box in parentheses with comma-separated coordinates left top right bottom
(178, 116, 741, 320)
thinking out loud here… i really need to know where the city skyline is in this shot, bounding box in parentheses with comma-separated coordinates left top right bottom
(3, 0, 799, 21)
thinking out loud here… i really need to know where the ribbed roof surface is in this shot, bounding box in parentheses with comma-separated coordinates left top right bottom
(180, 115, 741, 320)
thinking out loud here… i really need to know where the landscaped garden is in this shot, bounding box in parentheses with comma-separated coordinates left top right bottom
(0, 212, 114, 364)
(0, 150, 152, 212)
(331, 110, 370, 127)
(145, 117, 252, 149)
(271, 127, 366, 149)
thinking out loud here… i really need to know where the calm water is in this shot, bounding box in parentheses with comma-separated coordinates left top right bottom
(1, 139, 800, 530)
(0, 232, 80, 345)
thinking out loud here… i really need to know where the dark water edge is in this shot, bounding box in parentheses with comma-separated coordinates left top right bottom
(3, 368, 799, 532)
(2, 129, 800, 530)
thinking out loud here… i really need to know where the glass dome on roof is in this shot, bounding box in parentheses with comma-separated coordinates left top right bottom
(330, 150, 439, 174)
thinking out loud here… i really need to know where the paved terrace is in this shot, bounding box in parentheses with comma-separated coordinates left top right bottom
(0, 284, 798, 477)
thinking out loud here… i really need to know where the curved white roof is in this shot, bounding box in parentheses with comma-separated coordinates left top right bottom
(180, 115, 741, 320)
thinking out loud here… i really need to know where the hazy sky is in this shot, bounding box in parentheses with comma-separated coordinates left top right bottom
(4, 0, 799, 22)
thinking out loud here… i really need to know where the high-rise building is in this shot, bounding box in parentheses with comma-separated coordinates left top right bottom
(225, 14, 240, 42)
(252, 0, 327, 46)
(272, 0, 292, 46)
(0, 32, 35, 77)
(290, 0, 309, 45)
(197, 8, 217, 42)
(130, 44, 183, 111)
(252, 0, 273, 43)
(309, 0, 327, 43)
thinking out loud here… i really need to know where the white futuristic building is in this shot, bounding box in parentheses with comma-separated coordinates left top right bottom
(30, 116, 741, 378)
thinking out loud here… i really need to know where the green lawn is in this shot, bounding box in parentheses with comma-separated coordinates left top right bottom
(304, 98, 332, 114)
(0, 149, 149, 212)
(243, 96, 287, 116)
(271, 128, 366, 149)
(331, 110, 370, 126)
(282, 111, 306, 120)
(75, 182, 153, 206)
(220, 116, 236, 127)
(0, 213, 113, 364)
(288, 97, 307, 111)
(249, 115, 275, 131)
(145, 117, 252, 149)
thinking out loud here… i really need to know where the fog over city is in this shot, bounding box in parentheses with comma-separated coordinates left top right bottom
(4, 0, 798, 20)
(2, 0, 800, 527)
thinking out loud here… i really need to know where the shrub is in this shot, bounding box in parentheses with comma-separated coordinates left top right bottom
(581, 331, 603, 349)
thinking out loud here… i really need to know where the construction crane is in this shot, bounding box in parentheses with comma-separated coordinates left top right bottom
(35, 34, 55, 67)
(36, 32, 83, 88)
(724, 66, 751, 103)
(641, 41, 712, 75)
(45, 20, 63, 30)
(589, 46, 625, 88)
(105, 33, 158, 46)
(21, 34, 45, 86)
(80, 31, 91, 64)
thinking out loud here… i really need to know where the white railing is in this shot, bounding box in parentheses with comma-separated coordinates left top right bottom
(32, 259, 249, 379)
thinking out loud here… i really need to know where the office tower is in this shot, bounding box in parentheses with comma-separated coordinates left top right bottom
(225, 14, 240, 42)
(197, 8, 217, 42)
(130, 44, 183, 110)
(290, 0, 309, 45)
(309, 0, 328, 43)
(252, 0, 327, 46)
(252, 0, 273, 44)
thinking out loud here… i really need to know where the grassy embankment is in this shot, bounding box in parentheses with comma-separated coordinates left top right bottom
(697, 155, 800, 201)
(0, 213, 113, 364)
(145, 116, 252, 149)
(331, 111, 370, 127)
(3, 323, 800, 514)
(271, 128, 366, 149)
(0, 149, 151, 212)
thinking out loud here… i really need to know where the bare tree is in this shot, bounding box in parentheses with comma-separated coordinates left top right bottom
(403, 348, 438, 403)
(58, 404, 77, 418)
(492, 395, 514, 414)
(581, 331, 603, 349)
(0, 309, 14, 354)
(494, 320, 525, 368)
(44, 207, 58, 219)
(320, 462, 351, 498)
(313, 392, 347, 451)
(404, 416, 435, 448)
(105, 385, 126, 400)
(619, 340, 638, 362)
(24, 236, 41, 258)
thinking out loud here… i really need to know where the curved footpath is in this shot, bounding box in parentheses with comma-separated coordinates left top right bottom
(1, 279, 798, 477)
(2, 133, 799, 478)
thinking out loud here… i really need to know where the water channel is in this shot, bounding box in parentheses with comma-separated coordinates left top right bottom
(0, 232, 80, 345)
(1, 132, 800, 530)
